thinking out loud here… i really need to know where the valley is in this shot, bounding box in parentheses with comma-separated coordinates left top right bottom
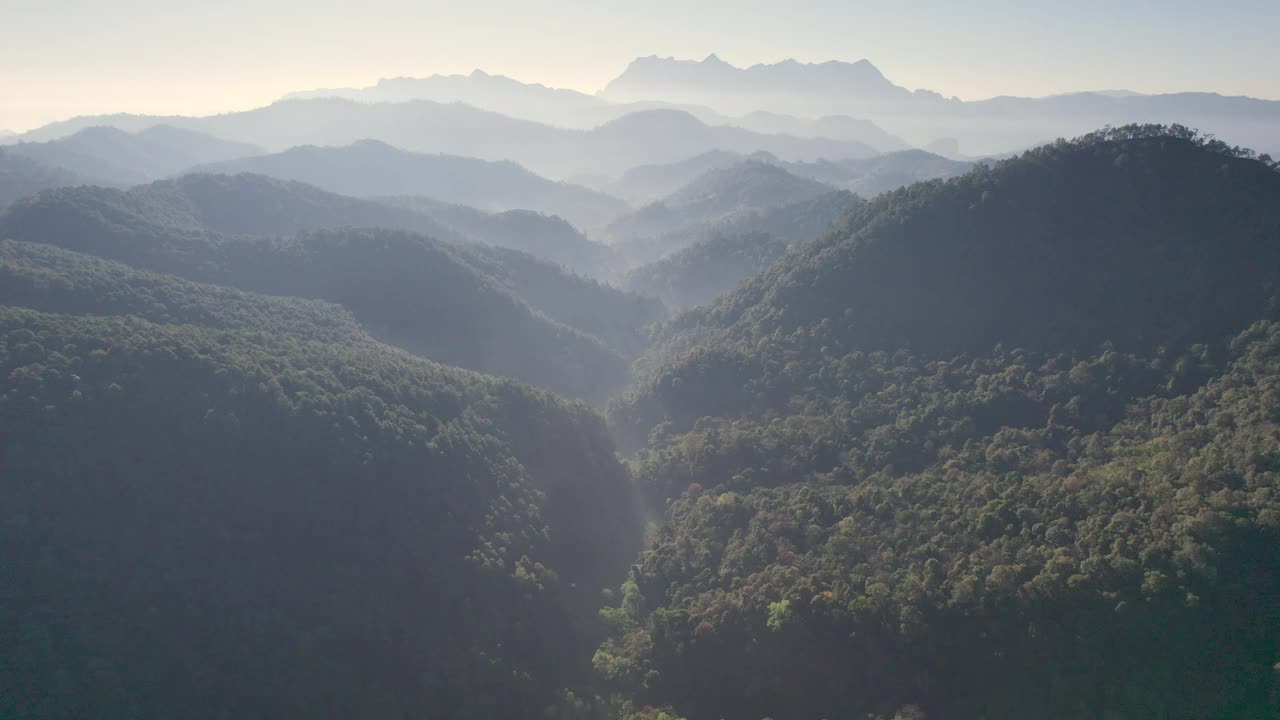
(3, 38, 1280, 720)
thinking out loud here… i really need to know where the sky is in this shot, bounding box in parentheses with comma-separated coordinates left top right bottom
(3, 0, 1278, 133)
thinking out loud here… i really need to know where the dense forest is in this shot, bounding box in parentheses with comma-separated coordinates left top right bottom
(0, 240, 645, 718)
(4, 121, 1280, 720)
(600, 126, 1280, 718)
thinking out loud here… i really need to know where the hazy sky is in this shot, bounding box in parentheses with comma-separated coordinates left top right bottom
(4, 0, 1278, 132)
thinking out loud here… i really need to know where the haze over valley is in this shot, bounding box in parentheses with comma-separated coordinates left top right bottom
(4, 4, 1280, 718)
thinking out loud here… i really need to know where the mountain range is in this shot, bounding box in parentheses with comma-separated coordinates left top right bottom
(14, 54, 1280, 166)
(279, 68, 911, 152)
(6, 38, 1280, 719)
(12, 100, 881, 180)
(0, 174, 662, 401)
(597, 148, 970, 205)
(602, 55, 1280, 156)
(4, 109, 1280, 716)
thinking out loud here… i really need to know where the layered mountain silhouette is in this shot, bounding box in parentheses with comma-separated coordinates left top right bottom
(191, 140, 630, 230)
(373, 195, 616, 274)
(6, 34, 1280, 718)
(605, 160, 835, 244)
(601, 55, 1280, 156)
(607, 161, 856, 266)
(600, 149, 746, 205)
(16, 100, 880, 180)
(0, 176, 659, 400)
(283, 68, 612, 127)
(599, 148, 969, 204)
(782, 149, 973, 196)
(614, 188, 855, 269)
(623, 230, 790, 309)
(18, 55, 1280, 164)
(278, 68, 909, 151)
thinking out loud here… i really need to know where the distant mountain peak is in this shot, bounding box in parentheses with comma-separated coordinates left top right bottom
(350, 138, 399, 151)
(602, 54, 908, 109)
(597, 108, 709, 134)
(73, 125, 133, 140)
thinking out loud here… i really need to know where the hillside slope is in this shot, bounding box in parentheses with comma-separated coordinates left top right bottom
(598, 127, 1280, 719)
(0, 184, 639, 401)
(0, 241, 643, 718)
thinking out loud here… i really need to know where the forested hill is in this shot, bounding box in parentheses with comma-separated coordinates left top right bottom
(0, 239, 644, 718)
(8, 121, 1280, 719)
(0, 174, 463, 245)
(606, 160, 834, 242)
(637, 125, 1280, 389)
(623, 231, 790, 310)
(146, 172, 467, 240)
(20, 172, 625, 277)
(0, 182, 655, 402)
(458, 242, 665, 359)
(596, 127, 1280, 719)
(786, 149, 973, 197)
(613, 189, 852, 271)
(603, 149, 968, 206)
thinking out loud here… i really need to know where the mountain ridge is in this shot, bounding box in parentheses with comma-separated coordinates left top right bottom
(0, 177, 651, 401)
(191, 140, 631, 230)
(14, 99, 883, 180)
(4, 124, 261, 186)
